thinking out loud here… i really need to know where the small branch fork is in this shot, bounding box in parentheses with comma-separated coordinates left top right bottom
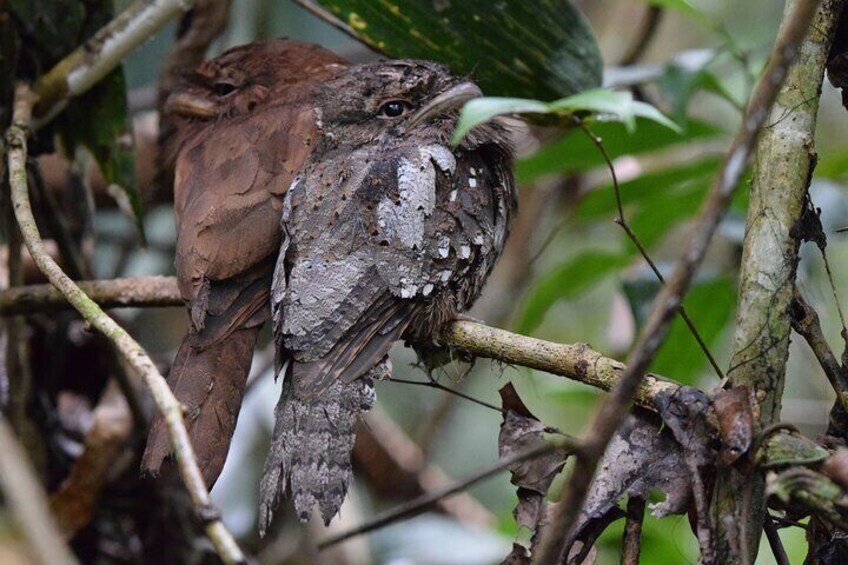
(533, 0, 823, 562)
(6, 85, 244, 564)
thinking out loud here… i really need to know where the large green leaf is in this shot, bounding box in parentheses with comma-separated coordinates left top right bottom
(517, 118, 723, 183)
(518, 250, 631, 333)
(312, 0, 603, 100)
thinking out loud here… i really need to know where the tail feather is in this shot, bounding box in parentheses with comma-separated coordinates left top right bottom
(258, 369, 377, 534)
(142, 325, 260, 485)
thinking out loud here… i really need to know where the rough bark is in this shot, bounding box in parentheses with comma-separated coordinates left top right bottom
(712, 1, 845, 562)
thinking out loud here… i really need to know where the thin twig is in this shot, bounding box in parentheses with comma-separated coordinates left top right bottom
(576, 119, 726, 381)
(534, 1, 822, 562)
(763, 515, 791, 565)
(619, 6, 665, 66)
(318, 434, 579, 549)
(790, 288, 848, 410)
(620, 496, 646, 565)
(0, 416, 79, 564)
(5, 84, 245, 564)
(390, 377, 504, 413)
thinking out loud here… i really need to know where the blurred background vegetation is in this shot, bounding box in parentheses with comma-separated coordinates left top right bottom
(2, 0, 847, 563)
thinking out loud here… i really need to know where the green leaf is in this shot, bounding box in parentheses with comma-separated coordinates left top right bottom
(548, 88, 680, 133)
(452, 97, 549, 143)
(454, 89, 679, 144)
(660, 59, 742, 122)
(577, 157, 721, 221)
(314, 0, 603, 100)
(518, 251, 631, 333)
(517, 119, 722, 182)
(57, 68, 144, 242)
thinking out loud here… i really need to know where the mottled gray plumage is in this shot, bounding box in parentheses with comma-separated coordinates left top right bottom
(259, 60, 515, 533)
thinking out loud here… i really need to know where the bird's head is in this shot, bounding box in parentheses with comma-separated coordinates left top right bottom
(311, 60, 482, 147)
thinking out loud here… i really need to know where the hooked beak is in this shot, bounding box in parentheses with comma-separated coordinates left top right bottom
(165, 92, 219, 119)
(406, 81, 482, 128)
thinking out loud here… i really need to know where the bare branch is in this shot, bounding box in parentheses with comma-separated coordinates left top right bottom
(0, 276, 181, 315)
(618, 6, 664, 66)
(714, 0, 843, 561)
(49, 385, 132, 538)
(5, 84, 245, 564)
(790, 289, 848, 411)
(763, 516, 791, 565)
(0, 416, 79, 564)
(620, 496, 646, 565)
(0, 275, 697, 412)
(534, 1, 824, 562)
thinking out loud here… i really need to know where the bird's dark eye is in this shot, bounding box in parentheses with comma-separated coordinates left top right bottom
(379, 100, 411, 118)
(212, 82, 238, 97)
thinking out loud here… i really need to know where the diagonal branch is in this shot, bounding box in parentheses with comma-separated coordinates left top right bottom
(33, 0, 195, 128)
(318, 434, 579, 549)
(5, 84, 245, 565)
(533, 1, 824, 562)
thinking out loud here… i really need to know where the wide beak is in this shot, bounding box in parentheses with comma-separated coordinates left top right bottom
(165, 92, 218, 119)
(406, 81, 482, 128)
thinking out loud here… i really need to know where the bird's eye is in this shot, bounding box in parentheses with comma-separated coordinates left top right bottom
(212, 82, 238, 97)
(379, 100, 411, 118)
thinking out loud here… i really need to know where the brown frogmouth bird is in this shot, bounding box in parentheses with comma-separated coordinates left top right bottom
(259, 60, 515, 531)
(141, 38, 516, 533)
(143, 39, 347, 484)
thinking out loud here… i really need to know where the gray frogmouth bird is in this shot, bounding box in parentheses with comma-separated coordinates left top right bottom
(259, 59, 516, 532)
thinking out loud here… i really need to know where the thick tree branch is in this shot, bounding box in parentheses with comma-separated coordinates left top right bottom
(5, 85, 245, 564)
(32, 0, 194, 128)
(0, 275, 697, 413)
(534, 1, 824, 562)
(713, 1, 843, 563)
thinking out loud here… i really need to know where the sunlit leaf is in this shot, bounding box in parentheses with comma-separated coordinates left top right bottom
(313, 0, 603, 100)
(451, 97, 549, 143)
(549, 88, 680, 133)
(455, 89, 679, 144)
(518, 251, 631, 333)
